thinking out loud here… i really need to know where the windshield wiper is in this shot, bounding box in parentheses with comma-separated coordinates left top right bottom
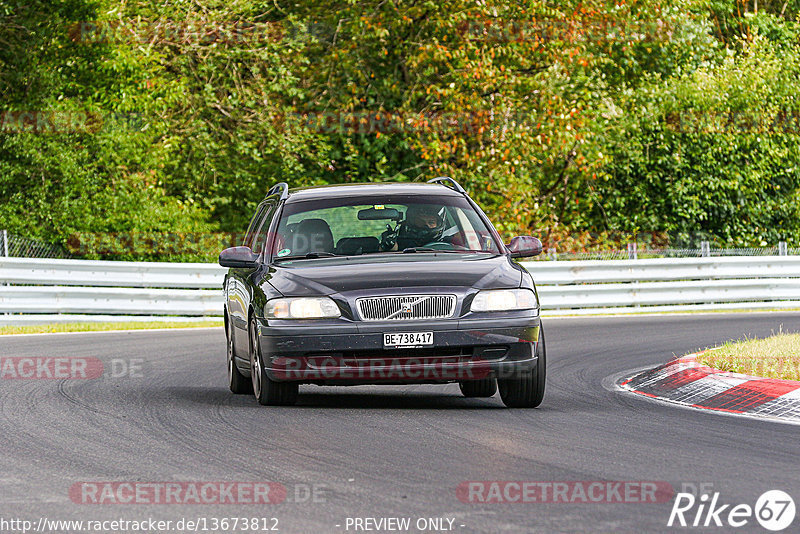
(400, 247, 470, 254)
(401, 247, 435, 253)
(274, 252, 339, 261)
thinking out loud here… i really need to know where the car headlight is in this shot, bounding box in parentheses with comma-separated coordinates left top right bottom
(470, 289, 538, 312)
(266, 297, 341, 319)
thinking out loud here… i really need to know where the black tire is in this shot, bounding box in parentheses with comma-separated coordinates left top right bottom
(498, 324, 546, 408)
(249, 316, 298, 406)
(458, 378, 497, 398)
(227, 316, 252, 394)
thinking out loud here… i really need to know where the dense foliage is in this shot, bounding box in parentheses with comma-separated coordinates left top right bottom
(1, 0, 799, 259)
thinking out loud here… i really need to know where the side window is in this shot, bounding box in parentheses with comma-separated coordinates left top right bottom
(243, 203, 269, 248)
(251, 203, 277, 255)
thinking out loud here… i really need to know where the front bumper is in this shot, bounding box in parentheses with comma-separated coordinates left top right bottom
(257, 313, 540, 384)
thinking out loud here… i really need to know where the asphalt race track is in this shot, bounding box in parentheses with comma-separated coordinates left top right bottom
(1, 313, 799, 533)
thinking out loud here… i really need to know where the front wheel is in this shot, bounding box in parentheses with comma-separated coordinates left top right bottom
(498, 325, 546, 408)
(250, 316, 298, 406)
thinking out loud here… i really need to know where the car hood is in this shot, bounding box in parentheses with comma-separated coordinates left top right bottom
(266, 254, 523, 296)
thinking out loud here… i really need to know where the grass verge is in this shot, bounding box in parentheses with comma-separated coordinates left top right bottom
(698, 331, 800, 381)
(0, 320, 223, 335)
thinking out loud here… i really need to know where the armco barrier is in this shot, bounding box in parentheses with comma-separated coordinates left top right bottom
(0, 258, 224, 325)
(527, 256, 800, 315)
(0, 256, 799, 325)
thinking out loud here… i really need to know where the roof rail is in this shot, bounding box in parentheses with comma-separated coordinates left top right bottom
(427, 176, 466, 194)
(266, 182, 289, 200)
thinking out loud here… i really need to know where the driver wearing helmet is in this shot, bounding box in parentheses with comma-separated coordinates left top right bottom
(381, 204, 445, 251)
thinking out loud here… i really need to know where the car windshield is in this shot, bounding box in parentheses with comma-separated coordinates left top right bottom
(271, 194, 501, 259)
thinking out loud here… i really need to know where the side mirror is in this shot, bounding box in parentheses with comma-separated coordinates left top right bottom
(506, 236, 543, 258)
(219, 246, 259, 268)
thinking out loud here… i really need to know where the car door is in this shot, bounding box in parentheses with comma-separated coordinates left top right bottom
(231, 201, 277, 356)
(229, 202, 269, 354)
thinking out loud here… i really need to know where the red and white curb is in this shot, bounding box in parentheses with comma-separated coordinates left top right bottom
(621, 353, 800, 422)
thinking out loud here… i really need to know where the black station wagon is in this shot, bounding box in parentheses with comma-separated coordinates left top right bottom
(219, 178, 545, 407)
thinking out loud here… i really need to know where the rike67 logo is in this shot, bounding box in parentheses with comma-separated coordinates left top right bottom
(668, 489, 796, 531)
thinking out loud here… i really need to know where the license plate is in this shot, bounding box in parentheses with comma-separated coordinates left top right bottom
(383, 332, 433, 348)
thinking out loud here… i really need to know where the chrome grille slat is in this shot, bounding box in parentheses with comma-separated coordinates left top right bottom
(356, 295, 456, 321)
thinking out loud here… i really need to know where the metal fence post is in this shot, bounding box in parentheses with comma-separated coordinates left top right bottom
(2, 230, 7, 315)
(779, 241, 788, 256)
(701, 241, 710, 257)
(627, 242, 637, 260)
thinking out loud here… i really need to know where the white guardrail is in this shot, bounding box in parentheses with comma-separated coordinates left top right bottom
(0, 256, 799, 324)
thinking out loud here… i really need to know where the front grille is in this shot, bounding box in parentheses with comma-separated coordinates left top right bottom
(356, 294, 457, 321)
